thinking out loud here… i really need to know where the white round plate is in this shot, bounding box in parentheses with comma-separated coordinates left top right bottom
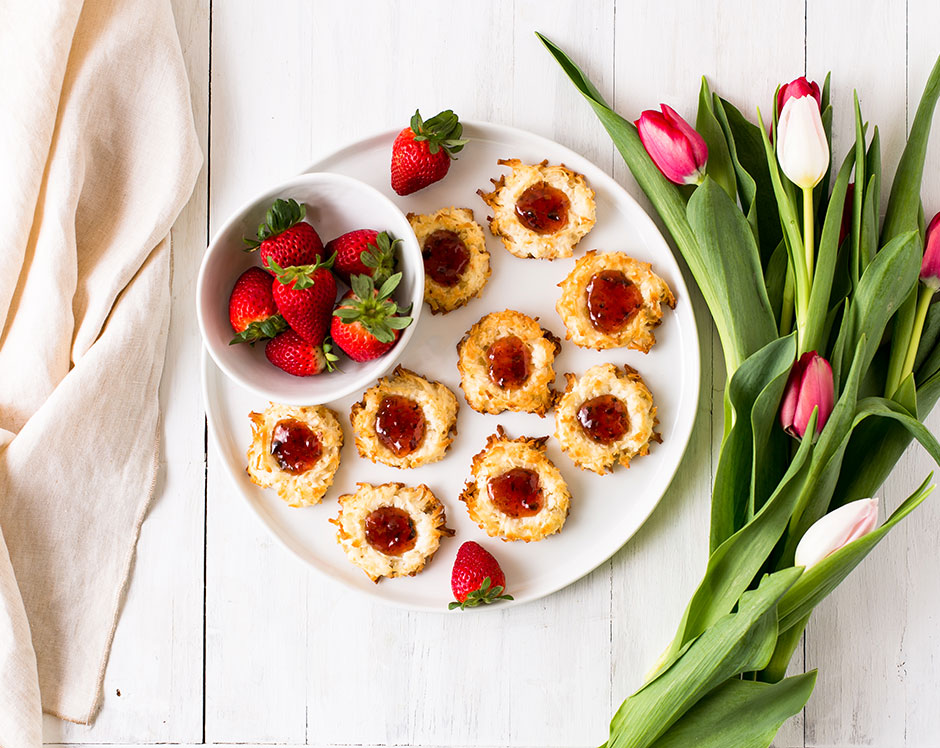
(203, 121, 700, 612)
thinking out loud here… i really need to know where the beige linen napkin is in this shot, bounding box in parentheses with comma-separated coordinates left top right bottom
(0, 0, 201, 739)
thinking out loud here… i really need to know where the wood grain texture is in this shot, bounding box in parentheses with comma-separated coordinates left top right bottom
(47, 1, 940, 747)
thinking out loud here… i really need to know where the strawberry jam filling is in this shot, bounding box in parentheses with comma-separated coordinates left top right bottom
(364, 506, 417, 556)
(486, 335, 531, 389)
(487, 468, 543, 518)
(577, 395, 630, 444)
(375, 395, 426, 457)
(514, 181, 571, 234)
(270, 418, 322, 473)
(422, 229, 470, 287)
(585, 270, 643, 334)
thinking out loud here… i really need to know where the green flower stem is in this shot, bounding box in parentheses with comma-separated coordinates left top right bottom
(797, 187, 815, 352)
(803, 187, 815, 284)
(896, 283, 936, 394)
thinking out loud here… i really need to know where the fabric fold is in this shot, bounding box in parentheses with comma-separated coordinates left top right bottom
(0, 0, 201, 737)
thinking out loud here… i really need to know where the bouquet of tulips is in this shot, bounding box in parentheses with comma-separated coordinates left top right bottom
(538, 33, 940, 748)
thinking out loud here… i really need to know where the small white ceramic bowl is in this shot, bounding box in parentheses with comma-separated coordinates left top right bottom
(196, 172, 424, 405)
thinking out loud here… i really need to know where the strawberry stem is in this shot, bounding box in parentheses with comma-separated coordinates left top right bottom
(410, 109, 469, 159)
(267, 252, 336, 288)
(243, 198, 306, 250)
(448, 577, 514, 610)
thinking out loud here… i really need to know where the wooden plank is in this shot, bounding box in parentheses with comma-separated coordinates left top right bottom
(804, 2, 913, 746)
(609, 3, 805, 747)
(41, 0, 210, 742)
(903, 3, 940, 743)
(202, 0, 315, 742)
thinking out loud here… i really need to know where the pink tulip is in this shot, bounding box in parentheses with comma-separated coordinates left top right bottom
(794, 498, 879, 569)
(920, 211, 940, 290)
(780, 351, 834, 439)
(635, 104, 708, 185)
(776, 76, 822, 117)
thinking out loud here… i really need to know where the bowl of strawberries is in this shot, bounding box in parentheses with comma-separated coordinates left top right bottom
(196, 171, 423, 404)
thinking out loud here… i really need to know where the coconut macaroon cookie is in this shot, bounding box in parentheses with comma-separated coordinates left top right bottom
(456, 309, 561, 416)
(557, 250, 676, 352)
(408, 207, 491, 314)
(555, 363, 660, 475)
(331, 482, 453, 582)
(477, 159, 596, 260)
(350, 366, 459, 469)
(246, 403, 343, 507)
(460, 426, 571, 542)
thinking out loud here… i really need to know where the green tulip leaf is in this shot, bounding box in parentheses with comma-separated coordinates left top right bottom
(832, 230, 921, 388)
(710, 335, 796, 550)
(913, 301, 940, 379)
(665, 412, 815, 663)
(609, 568, 802, 748)
(860, 173, 880, 272)
(686, 177, 778, 369)
(696, 78, 737, 200)
(882, 52, 940, 244)
(851, 92, 867, 287)
(778, 475, 934, 633)
(716, 97, 783, 264)
(764, 240, 789, 327)
(803, 144, 855, 354)
(647, 672, 817, 748)
(854, 396, 940, 463)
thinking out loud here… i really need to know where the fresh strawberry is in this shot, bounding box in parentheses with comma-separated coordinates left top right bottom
(265, 330, 338, 377)
(449, 541, 513, 610)
(327, 229, 399, 286)
(267, 256, 337, 345)
(390, 109, 468, 195)
(228, 266, 288, 344)
(244, 198, 324, 271)
(330, 273, 413, 362)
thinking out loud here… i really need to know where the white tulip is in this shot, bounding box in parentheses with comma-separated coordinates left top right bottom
(777, 95, 830, 190)
(794, 498, 879, 569)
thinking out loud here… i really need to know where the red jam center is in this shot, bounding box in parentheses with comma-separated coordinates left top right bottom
(486, 335, 531, 389)
(514, 181, 571, 234)
(585, 270, 644, 334)
(487, 467, 544, 518)
(375, 396, 426, 457)
(364, 506, 417, 556)
(422, 229, 470, 287)
(270, 418, 322, 474)
(577, 395, 630, 444)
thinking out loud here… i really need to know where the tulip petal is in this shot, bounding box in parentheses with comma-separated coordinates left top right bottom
(920, 211, 940, 289)
(636, 108, 705, 185)
(792, 354, 834, 437)
(794, 498, 879, 569)
(777, 77, 822, 116)
(777, 96, 830, 190)
(661, 103, 708, 171)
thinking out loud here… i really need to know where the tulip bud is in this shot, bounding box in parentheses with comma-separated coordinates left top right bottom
(780, 351, 834, 439)
(777, 93, 829, 190)
(794, 498, 879, 569)
(920, 211, 940, 291)
(635, 104, 708, 186)
(776, 76, 822, 117)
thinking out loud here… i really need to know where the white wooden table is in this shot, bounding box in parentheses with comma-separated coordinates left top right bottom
(40, 2, 940, 746)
